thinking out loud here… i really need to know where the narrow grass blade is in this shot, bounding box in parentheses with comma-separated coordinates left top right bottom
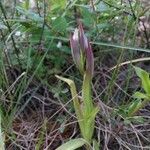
(0, 112, 5, 150)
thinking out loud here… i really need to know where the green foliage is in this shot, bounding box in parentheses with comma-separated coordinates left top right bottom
(0, 111, 5, 150)
(52, 17, 68, 32)
(50, 0, 67, 10)
(130, 66, 150, 116)
(1, 0, 148, 77)
(116, 66, 150, 122)
(56, 138, 87, 150)
(134, 66, 150, 95)
(1, 0, 150, 149)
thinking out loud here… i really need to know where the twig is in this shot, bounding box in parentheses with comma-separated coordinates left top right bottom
(109, 57, 150, 71)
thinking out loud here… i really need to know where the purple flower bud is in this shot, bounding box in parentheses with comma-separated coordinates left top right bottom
(70, 29, 85, 74)
(70, 23, 94, 78)
(79, 23, 88, 52)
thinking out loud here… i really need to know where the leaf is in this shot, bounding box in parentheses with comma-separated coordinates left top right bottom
(134, 66, 150, 94)
(51, 0, 67, 10)
(133, 92, 148, 99)
(97, 23, 110, 29)
(56, 138, 86, 150)
(96, 1, 109, 12)
(16, 6, 43, 22)
(55, 75, 84, 133)
(81, 8, 94, 27)
(52, 17, 67, 32)
(128, 99, 142, 117)
(84, 106, 99, 142)
(93, 139, 100, 150)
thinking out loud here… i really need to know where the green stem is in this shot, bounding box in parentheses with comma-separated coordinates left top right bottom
(82, 73, 97, 143)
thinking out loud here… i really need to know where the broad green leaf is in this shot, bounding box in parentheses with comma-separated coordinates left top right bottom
(128, 99, 142, 117)
(56, 138, 86, 150)
(16, 6, 43, 22)
(133, 92, 149, 99)
(55, 75, 84, 133)
(52, 17, 67, 32)
(84, 107, 99, 142)
(81, 8, 94, 27)
(51, 0, 67, 10)
(134, 66, 150, 94)
(134, 66, 148, 79)
(96, 1, 109, 12)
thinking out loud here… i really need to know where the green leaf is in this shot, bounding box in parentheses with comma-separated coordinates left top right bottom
(52, 17, 67, 32)
(128, 99, 142, 117)
(134, 66, 150, 94)
(81, 8, 94, 27)
(84, 107, 99, 142)
(93, 139, 100, 150)
(97, 23, 110, 29)
(55, 75, 84, 134)
(56, 138, 86, 150)
(96, 1, 109, 12)
(133, 92, 149, 99)
(16, 6, 43, 22)
(51, 0, 67, 10)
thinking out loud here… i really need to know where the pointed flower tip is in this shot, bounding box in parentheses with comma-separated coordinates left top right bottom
(78, 22, 84, 32)
(86, 42, 94, 78)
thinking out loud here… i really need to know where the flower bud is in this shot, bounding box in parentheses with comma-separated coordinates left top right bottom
(70, 23, 94, 78)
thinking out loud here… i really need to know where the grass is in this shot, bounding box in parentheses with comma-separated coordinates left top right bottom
(0, 111, 5, 150)
(0, 0, 150, 149)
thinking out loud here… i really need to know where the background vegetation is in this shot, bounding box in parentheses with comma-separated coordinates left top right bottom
(0, 0, 150, 149)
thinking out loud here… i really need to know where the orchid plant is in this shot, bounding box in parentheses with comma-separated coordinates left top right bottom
(56, 23, 99, 150)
